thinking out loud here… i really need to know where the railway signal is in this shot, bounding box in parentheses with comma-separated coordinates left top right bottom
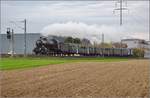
(6, 28, 14, 57)
(6, 28, 11, 39)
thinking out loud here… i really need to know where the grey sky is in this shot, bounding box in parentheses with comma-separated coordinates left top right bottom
(1, 0, 149, 42)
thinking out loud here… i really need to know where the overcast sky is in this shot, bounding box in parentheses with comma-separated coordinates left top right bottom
(1, 0, 149, 42)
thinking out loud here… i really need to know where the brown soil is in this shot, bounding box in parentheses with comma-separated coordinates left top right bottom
(0, 60, 150, 98)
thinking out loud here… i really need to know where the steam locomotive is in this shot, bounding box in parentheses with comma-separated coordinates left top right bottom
(33, 37, 132, 56)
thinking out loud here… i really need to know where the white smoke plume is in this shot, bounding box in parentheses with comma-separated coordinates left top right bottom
(40, 21, 138, 43)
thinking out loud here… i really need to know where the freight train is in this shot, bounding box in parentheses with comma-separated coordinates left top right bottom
(33, 37, 132, 56)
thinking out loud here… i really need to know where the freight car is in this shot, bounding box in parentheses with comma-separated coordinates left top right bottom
(33, 37, 132, 56)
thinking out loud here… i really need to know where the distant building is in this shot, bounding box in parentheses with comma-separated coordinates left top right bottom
(112, 42, 127, 48)
(121, 38, 150, 58)
(121, 39, 150, 49)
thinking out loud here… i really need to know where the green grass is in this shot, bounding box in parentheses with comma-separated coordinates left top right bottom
(0, 57, 129, 70)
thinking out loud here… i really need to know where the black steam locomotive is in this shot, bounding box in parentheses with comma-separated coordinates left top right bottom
(33, 37, 132, 56)
(33, 37, 60, 55)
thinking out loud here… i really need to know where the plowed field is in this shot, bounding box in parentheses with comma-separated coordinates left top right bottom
(1, 60, 149, 97)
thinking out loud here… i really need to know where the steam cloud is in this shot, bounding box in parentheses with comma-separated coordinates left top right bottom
(40, 21, 136, 43)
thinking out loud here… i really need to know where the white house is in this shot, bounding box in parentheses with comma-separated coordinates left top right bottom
(121, 39, 150, 58)
(121, 39, 150, 49)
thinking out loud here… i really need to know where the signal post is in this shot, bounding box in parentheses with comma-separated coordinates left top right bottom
(6, 28, 14, 57)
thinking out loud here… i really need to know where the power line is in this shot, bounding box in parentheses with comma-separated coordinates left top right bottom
(113, 0, 129, 25)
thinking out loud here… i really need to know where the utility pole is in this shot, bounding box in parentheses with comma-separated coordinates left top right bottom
(24, 19, 27, 57)
(102, 33, 104, 44)
(120, 0, 123, 25)
(149, 0, 150, 41)
(11, 29, 14, 57)
(121, 39, 123, 56)
(102, 33, 104, 57)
